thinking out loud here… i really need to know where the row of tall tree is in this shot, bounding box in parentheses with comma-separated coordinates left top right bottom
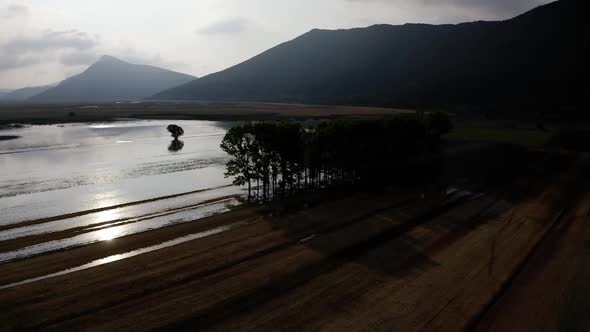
(221, 113, 452, 202)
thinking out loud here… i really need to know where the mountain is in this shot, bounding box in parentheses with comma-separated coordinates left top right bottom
(1, 85, 53, 101)
(0, 89, 10, 99)
(155, 0, 588, 109)
(31, 56, 196, 103)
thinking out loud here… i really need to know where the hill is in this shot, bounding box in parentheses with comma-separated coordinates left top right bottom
(31, 56, 196, 103)
(154, 0, 588, 109)
(1, 86, 53, 101)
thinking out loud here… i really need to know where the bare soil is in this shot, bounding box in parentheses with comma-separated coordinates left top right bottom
(0, 152, 589, 331)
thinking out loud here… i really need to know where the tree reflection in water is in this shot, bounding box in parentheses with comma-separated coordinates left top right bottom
(168, 139, 184, 152)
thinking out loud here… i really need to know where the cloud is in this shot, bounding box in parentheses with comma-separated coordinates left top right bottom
(343, 0, 550, 18)
(108, 48, 190, 71)
(419, 0, 548, 15)
(0, 54, 39, 71)
(4, 30, 99, 54)
(59, 51, 99, 66)
(0, 30, 100, 71)
(197, 17, 249, 35)
(0, 4, 28, 19)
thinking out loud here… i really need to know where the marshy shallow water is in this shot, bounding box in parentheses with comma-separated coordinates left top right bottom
(0, 120, 244, 262)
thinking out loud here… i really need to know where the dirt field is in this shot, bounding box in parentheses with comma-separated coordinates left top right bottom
(0, 102, 411, 125)
(0, 148, 589, 331)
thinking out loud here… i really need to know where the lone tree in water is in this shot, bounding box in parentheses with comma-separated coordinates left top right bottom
(167, 124, 184, 140)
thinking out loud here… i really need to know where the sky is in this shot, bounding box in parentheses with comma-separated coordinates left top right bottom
(0, 0, 552, 90)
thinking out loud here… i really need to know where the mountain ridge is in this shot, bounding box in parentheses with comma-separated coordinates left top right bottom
(31, 56, 196, 103)
(154, 0, 587, 109)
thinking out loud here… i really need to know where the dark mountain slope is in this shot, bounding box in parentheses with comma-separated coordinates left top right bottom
(155, 0, 588, 108)
(32, 56, 195, 103)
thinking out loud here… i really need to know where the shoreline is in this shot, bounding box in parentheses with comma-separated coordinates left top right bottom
(0, 102, 413, 126)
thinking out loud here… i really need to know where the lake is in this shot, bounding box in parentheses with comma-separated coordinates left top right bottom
(0, 120, 244, 261)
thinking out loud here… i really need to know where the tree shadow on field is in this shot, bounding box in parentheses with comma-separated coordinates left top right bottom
(167, 143, 584, 331)
(276, 143, 579, 278)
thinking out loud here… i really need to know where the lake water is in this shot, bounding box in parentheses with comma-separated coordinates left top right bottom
(0, 120, 245, 262)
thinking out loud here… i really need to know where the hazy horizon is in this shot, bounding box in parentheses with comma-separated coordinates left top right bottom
(1, 0, 552, 90)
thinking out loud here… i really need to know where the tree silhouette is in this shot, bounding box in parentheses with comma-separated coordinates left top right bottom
(425, 112, 454, 149)
(426, 112, 453, 138)
(221, 124, 257, 201)
(167, 124, 184, 140)
(221, 114, 452, 203)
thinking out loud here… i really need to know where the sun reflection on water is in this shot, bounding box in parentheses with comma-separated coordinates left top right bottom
(97, 227, 123, 241)
(96, 254, 125, 264)
(90, 198, 126, 241)
(93, 208, 120, 224)
(89, 192, 125, 225)
(89, 124, 116, 129)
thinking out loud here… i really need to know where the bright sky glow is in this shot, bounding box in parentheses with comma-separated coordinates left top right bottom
(0, 0, 552, 89)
